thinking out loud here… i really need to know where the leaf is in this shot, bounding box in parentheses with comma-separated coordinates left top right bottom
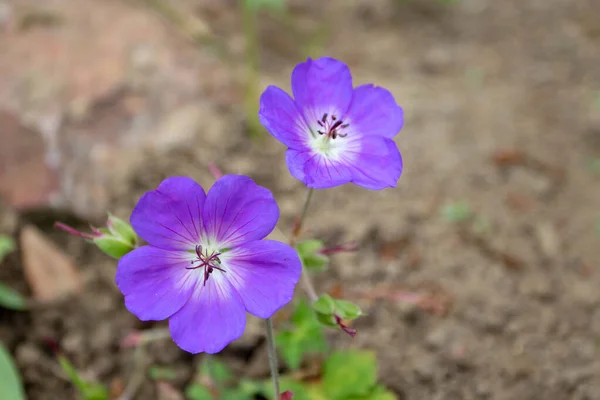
(149, 365, 177, 381)
(312, 294, 335, 315)
(333, 300, 362, 320)
(322, 350, 377, 399)
(440, 201, 472, 223)
(0, 342, 26, 400)
(58, 355, 108, 400)
(0, 235, 15, 263)
(296, 240, 329, 272)
(348, 385, 397, 400)
(263, 378, 312, 400)
(185, 384, 213, 400)
(276, 300, 328, 369)
(0, 282, 27, 311)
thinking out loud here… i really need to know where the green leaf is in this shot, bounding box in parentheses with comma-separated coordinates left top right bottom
(0, 282, 27, 311)
(244, 0, 286, 13)
(0, 236, 15, 263)
(348, 385, 397, 400)
(440, 201, 472, 223)
(0, 342, 26, 400)
(315, 312, 337, 327)
(149, 365, 177, 381)
(334, 300, 362, 320)
(185, 384, 213, 400)
(58, 355, 108, 400)
(296, 240, 329, 272)
(322, 350, 377, 399)
(276, 300, 328, 369)
(312, 294, 335, 315)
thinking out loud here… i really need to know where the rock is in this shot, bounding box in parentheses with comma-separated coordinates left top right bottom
(20, 225, 83, 302)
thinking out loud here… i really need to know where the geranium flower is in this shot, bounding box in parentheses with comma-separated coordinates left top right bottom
(259, 57, 404, 190)
(116, 175, 301, 354)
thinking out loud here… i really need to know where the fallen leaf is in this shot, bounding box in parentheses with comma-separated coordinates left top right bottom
(20, 225, 82, 301)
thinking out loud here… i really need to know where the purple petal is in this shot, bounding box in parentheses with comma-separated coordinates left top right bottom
(259, 86, 311, 150)
(291, 57, 353, 126)
(131, 177, 205, 250)
(349, 137, 403, 190)
(115, 246, 197, 321)
(285, 148, 353, 189)
(203, 175, 279, 248)
(223, 240, 301, 318)
(168, 276, 246, 354)
(345, 84, 404, 139)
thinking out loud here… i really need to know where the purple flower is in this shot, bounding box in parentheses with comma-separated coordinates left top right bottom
(259, 57, 404, 190)
(115, 175, 301, 354)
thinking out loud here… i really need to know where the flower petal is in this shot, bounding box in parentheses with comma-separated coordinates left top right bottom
(168, 276, 246, 354)
(285, 148, 353, 189)
(291, 57, 353, 126)
(222, 240, 301, 318)
(115, 246, 197, 321)
(349, 137, 403, 190)
(131, 177, 205, 250)
(345, 84, 404, 139)
(202, 175, 279, 248)
(259, 85, 311, 150)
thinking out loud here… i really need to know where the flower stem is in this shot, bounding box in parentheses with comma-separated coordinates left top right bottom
(291, 188, 319, 302)
(265, 317, 281, 399)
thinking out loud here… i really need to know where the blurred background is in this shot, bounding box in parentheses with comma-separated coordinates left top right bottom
(1, 0, 599, 399)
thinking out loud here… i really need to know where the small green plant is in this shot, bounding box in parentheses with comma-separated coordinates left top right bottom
(58, 354, 108, 400)
(276, 300, 328, 369)
(185, 349, 396, 400)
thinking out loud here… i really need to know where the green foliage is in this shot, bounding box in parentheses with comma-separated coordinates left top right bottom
(322, 350, 377, 399)
(185, 384, 213, 400)
(58, 355, 108, 400)
(312, 294, 363, 329)
(149, 365, 177, 381)
(276, 300, 328, 369)
(0, 342, 25, 400)
(0, 283, 27, 311)
(296, 239, 329, 272)
(0, 235, 15, 263)
(440, 201, 472, 223)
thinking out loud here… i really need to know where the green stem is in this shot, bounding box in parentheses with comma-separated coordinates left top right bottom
(291, 188, 318, 302)
(265, 318, 281, 399)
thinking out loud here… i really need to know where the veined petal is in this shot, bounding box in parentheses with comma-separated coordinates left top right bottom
(222, 240, 301, 318)
(285, 148, 353, 189)
(131, 177, 205, 250)
(259, 86, 311, 150)
(349, 137, 403, 190)
(291, 57, 353, 127)
(345, 84, 404, 139)
(168, 275, 246, 354)
(115, 246, 197, 321)
(202, 175, 279, 248)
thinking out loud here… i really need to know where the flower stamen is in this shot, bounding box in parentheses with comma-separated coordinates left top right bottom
(317, 113, 349, 139)
(187, 244, 226, 286)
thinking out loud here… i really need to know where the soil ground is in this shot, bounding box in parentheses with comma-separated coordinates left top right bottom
(1, 0, 600, 399)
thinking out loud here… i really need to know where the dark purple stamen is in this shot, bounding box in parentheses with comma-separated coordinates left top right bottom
(317, 113, 349, 139)
(187, 245, 225, 286)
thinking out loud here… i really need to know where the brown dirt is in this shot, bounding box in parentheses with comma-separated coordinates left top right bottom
(1, 0, 600, 399)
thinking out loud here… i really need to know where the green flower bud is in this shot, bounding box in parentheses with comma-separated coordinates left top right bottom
(106, 214, 137, 246)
